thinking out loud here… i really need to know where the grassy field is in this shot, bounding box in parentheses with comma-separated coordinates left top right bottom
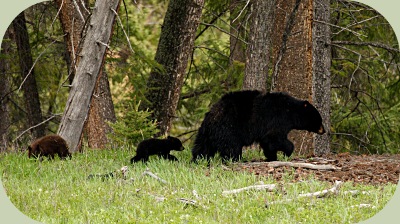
(0, 147, 397, 224)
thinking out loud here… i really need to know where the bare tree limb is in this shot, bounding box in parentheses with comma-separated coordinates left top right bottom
(14, 114, 62, 141)
(331, 40, 400, 54)
(142, 168, 168, 184)
(314, 19, 367, 37)
(222, 184, 276, 195)
(200, 22, 248, 45)
(246, 161, 341, 171)
(266, 181, 343, 207)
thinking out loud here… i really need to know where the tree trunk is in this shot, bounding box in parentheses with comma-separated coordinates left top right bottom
(0, 29, 11, 151)
(85, 69, 116, 149)
(54, 0, 89, 83)
(271, 0, 315, 156)
(312, 0, 331, 155)
(55, 0, 117, 149)
(58, 0, 120, 152)
(243, 0, 276, 91)
(229, 0, 246, 65)
(271, 0, 331, 156)
(142, 0, 205, 136)
(12, 12, 45, 139)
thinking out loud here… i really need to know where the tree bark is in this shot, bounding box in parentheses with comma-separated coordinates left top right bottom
(229, 0, 246, 65)
(57, 0, 120, 152)
(54, 0, 90, 83)
(243, 0, 276, 91)
(142, 0, 205, 136)
(0, 29, 11, 151)
(271, 0, 315, 156)
(55, 0, 117, 149)
(271, 0, 331, 156)
(12, 12, 45, 139)
(85, 69, 116, 149)
(312, 0, 331, 155)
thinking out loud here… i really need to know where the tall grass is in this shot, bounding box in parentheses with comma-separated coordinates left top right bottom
(0, 147, 396, 223)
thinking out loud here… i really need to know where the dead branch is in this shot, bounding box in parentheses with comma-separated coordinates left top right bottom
(297, 180, 343, 198)
(314, 19, 367, 37)
(266, 181, 343, 207)
(343, 190, 370, 196)
(351, 204, 376, 209)
(247, 161, 340, 171)
(200, 22, 248, 45)
(232, 0, 250, 23)
(331, 40, 400, 54)
(178, 198, 198, 208)
(142, 168, 168, 184)
(14, 114, 61, 141)
(222, 184, 276, 195)
(111, 8, 135, 54)
(17, 38, 60, 92)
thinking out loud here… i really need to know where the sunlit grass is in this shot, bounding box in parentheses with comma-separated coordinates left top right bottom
(0, 147, 396, 224)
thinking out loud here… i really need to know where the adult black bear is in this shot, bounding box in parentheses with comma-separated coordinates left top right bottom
(192, 91, 325, 162)
(130, 136, 184, 163)
(28, 134, 71, 160)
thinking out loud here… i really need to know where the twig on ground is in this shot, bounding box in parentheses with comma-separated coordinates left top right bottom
(192, 190, 201, 199)
(266, 181, 343, 207)
(297, 180, 343, 198)
(142, 168, 168, 184)
(351, 204, 376, 209)
(343, 190, 370, 196)
(178, 198, 198, 208)
(222, 184, 277, 195)
(248, 161, 341, 171)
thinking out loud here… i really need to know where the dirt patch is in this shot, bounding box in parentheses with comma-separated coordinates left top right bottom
(235, 153, 400, 185)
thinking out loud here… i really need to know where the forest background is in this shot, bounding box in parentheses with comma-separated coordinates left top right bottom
(0, 0, 399, 157)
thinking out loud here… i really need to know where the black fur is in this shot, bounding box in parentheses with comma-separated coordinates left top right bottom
(130, 136, 184, 163)
(192, 91, 325, 162)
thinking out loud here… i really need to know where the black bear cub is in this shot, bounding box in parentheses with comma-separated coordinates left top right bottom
(28, 134, 71, 160)
(130, 136, 184, 163)
(192, 91, 325, 162)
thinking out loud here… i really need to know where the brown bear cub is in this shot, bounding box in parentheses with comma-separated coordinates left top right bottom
(130, 136, 184, 163)
(28, 134, 71, 160)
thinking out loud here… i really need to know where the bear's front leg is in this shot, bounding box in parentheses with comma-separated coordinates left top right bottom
(259, 140, 278, 161)
(260, 135, 294, 161)
(160, 153, 179, 161)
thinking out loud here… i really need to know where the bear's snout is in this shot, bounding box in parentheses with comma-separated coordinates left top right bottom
(318, 125, 325, 135)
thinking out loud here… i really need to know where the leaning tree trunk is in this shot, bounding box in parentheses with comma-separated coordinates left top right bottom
(58, 0, 120, 152)
(55, 0, 116, 149)
(271, 0, 331, 156)
(142, 0, 205, 136)
(12, 12, 45, 139)
(0, 29, 11, 151)
(243, 0, 276, 91)
(312, 0, 331, 155)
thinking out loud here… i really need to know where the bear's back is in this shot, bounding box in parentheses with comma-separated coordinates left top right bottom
(210, 90, 262, 120)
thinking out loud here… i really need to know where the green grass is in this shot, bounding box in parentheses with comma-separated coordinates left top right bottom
(0, 147, 397, 224)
